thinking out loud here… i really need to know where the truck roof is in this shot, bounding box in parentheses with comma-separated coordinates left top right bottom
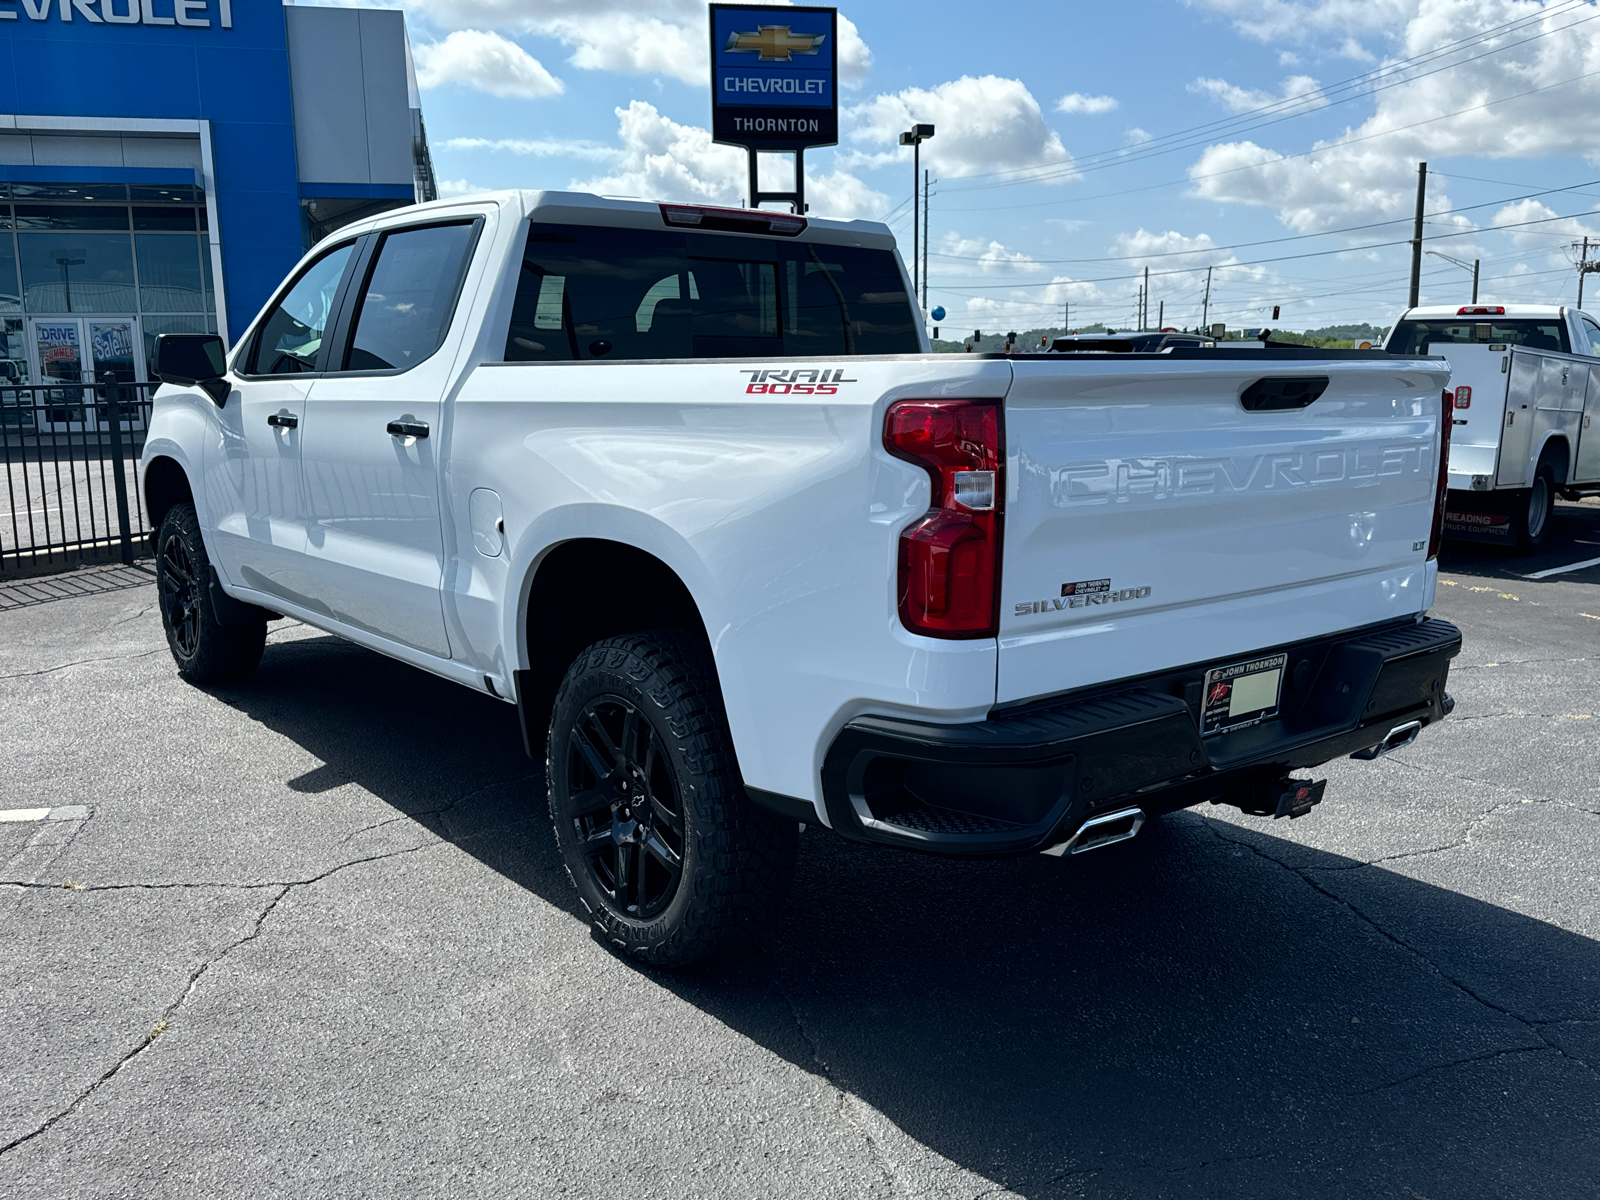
(338, 189, 898, 251)
(1398, 303, 1582, 320)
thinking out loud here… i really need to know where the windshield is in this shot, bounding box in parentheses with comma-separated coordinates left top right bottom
(1388, 318, 1570, 355)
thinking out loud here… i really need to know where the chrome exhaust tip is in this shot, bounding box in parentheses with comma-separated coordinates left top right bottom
(1351, 718, 1424, 761)
(1041, 807, 1146, 857)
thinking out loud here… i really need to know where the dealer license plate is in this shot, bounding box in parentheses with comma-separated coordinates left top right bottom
(1200, 653, 1288, 736)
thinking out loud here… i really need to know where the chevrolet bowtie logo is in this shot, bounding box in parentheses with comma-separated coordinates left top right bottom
(724, 25, 826, 61)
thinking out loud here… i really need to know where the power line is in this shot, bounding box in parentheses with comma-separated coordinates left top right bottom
(940, 1, 1597, 192)
(939, 63, 1600, 215)
(928, 176, 1600, 267)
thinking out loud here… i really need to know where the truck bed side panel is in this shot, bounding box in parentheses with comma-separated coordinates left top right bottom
(447, 358, 1009, 809)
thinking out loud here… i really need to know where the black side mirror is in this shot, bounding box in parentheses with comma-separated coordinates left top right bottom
(153, 333, 230, 405)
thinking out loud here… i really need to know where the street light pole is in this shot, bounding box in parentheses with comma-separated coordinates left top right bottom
(899, 124, 934, 308)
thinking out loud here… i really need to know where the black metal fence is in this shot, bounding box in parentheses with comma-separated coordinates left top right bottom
(1, 377, 156, 577)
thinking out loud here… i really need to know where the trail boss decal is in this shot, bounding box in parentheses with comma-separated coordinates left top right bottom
(1015, 582, 1151, 616)
(739, 368, 857, 394)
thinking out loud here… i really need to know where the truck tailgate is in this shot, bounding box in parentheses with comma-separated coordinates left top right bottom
(1435, 342, 1510, 487)
(997, 355, 1449, 705)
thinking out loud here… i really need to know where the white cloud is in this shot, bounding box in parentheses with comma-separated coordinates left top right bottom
(386, 1, 872, 88)
(1124, 128, 1153, 147)
(939, 233, 1044, 274)
(1182, 0, 1419, 44)
(1055, 92, 1119, 114)
(567, 101, 885, 219)
(1491, 198, 1600, 250)
(1189, 74, 1328, 115)
(1278, 50, 1302, 65)
(413, 29, 563, 98)
(846, 75, 1071, 179)
(804, 169, 891, 221)
(441, 136, 618, 161)
(435, 178, 484, 198)
(571, 101, 746, 204)
(1189, 0, 1600, 234)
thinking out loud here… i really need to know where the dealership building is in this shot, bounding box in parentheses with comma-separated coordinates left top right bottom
(0, 0, 436, 388)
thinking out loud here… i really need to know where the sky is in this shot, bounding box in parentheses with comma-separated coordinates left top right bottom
(303, 0, 1600, 334)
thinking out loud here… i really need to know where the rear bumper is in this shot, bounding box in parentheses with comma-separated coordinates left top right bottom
(803, 617, 1461, 856)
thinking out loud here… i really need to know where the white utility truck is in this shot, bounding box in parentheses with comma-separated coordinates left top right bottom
(1386, 303, 1600, 550)
(141, 191, 1461, 965)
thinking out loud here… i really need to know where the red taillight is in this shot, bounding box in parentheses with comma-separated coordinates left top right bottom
(1428, 388, 1455, 560)
(884, 400, 1003, 638)
(1454, 385, 1471, 409)
(1456, 305, 1505, 315)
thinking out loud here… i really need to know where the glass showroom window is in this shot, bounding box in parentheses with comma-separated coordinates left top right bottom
(0, 185, 218, 381)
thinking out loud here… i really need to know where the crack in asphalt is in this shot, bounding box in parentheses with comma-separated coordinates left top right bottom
(0, 647, 166, 680)
(773, 978, 902, 1197)
(1378, 752, 1582, 817)
(1, 841, 442, 895)
(1351, 1045, 1550, 1096)
(1202, 817, 1600, 1086)
(105, 604, 156, 629)
(0, 841, 439, 1160)
(1450, 656, 1591, 671)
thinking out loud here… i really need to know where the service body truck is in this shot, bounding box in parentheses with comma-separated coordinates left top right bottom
(1387, 303, 1600, 549)
(140, 191, 1461, 965)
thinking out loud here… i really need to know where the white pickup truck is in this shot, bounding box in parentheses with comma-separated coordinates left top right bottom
(1386, 303, 1600, 549)
(141, 191, 1461, 965)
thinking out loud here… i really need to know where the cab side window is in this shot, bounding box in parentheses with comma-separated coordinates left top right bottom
(341, 222, 477, 373)
(246, 242, 355, 375)
(1581, 316, 1600, 354)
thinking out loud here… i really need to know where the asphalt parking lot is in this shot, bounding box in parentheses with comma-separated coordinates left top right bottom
(3, 506, 1597, 1199)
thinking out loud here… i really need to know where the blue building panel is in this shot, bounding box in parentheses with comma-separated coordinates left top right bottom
(0, 0, 425, 347)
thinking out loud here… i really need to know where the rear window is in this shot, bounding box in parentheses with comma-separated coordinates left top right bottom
(504, 223, 918, 362)
(1388, 319, 1570, 355)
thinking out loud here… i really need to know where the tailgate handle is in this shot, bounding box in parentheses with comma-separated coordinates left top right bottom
(1240, 376, 1329, 412)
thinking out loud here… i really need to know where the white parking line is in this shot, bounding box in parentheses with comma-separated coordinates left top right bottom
(0, 805, 89, 823)
(1524, 555, 1600, 580)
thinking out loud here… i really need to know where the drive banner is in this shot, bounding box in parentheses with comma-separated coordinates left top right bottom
(710, 4, 838, 151)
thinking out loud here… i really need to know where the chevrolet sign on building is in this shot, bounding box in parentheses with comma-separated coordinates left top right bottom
(0, 0, 436, 390)
(710, 4, 838, 151)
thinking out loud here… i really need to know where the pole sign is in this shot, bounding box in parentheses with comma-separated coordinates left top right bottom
(710, 4, 837, 152)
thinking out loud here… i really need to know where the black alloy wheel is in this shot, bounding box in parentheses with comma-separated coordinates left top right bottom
(159, 528, 203, 660)
(565, 696, 686, 921)
(154, 502, 267, 684)
(547, 631, 798, 967)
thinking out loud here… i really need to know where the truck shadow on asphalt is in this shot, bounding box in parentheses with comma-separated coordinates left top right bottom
(222, 635, 1600, 1199)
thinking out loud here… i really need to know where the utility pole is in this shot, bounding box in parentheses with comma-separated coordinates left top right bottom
(1408, 161, 1427, 310)
(1580, 237, 1590, 309)
(1141, 265, 1150, 329)
(1472, 258, 1480, 304)
(1201, 265, 1212, 331)
(1157, 301, 1164, 330)
(922, 169, 931, 320)
(1063, 300, 1069, 332)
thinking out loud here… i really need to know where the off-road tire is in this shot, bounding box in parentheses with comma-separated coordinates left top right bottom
(1514, 461, 1556, 554)
(156, 503, 267, 685)
(548, 630, 798, 967)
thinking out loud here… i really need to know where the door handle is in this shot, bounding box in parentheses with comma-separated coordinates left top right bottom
(387, 419, 429, 439)
(267, 412, 298, 429)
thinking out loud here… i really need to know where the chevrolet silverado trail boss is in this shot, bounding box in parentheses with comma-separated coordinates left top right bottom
(141, 191, 1462, 965)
